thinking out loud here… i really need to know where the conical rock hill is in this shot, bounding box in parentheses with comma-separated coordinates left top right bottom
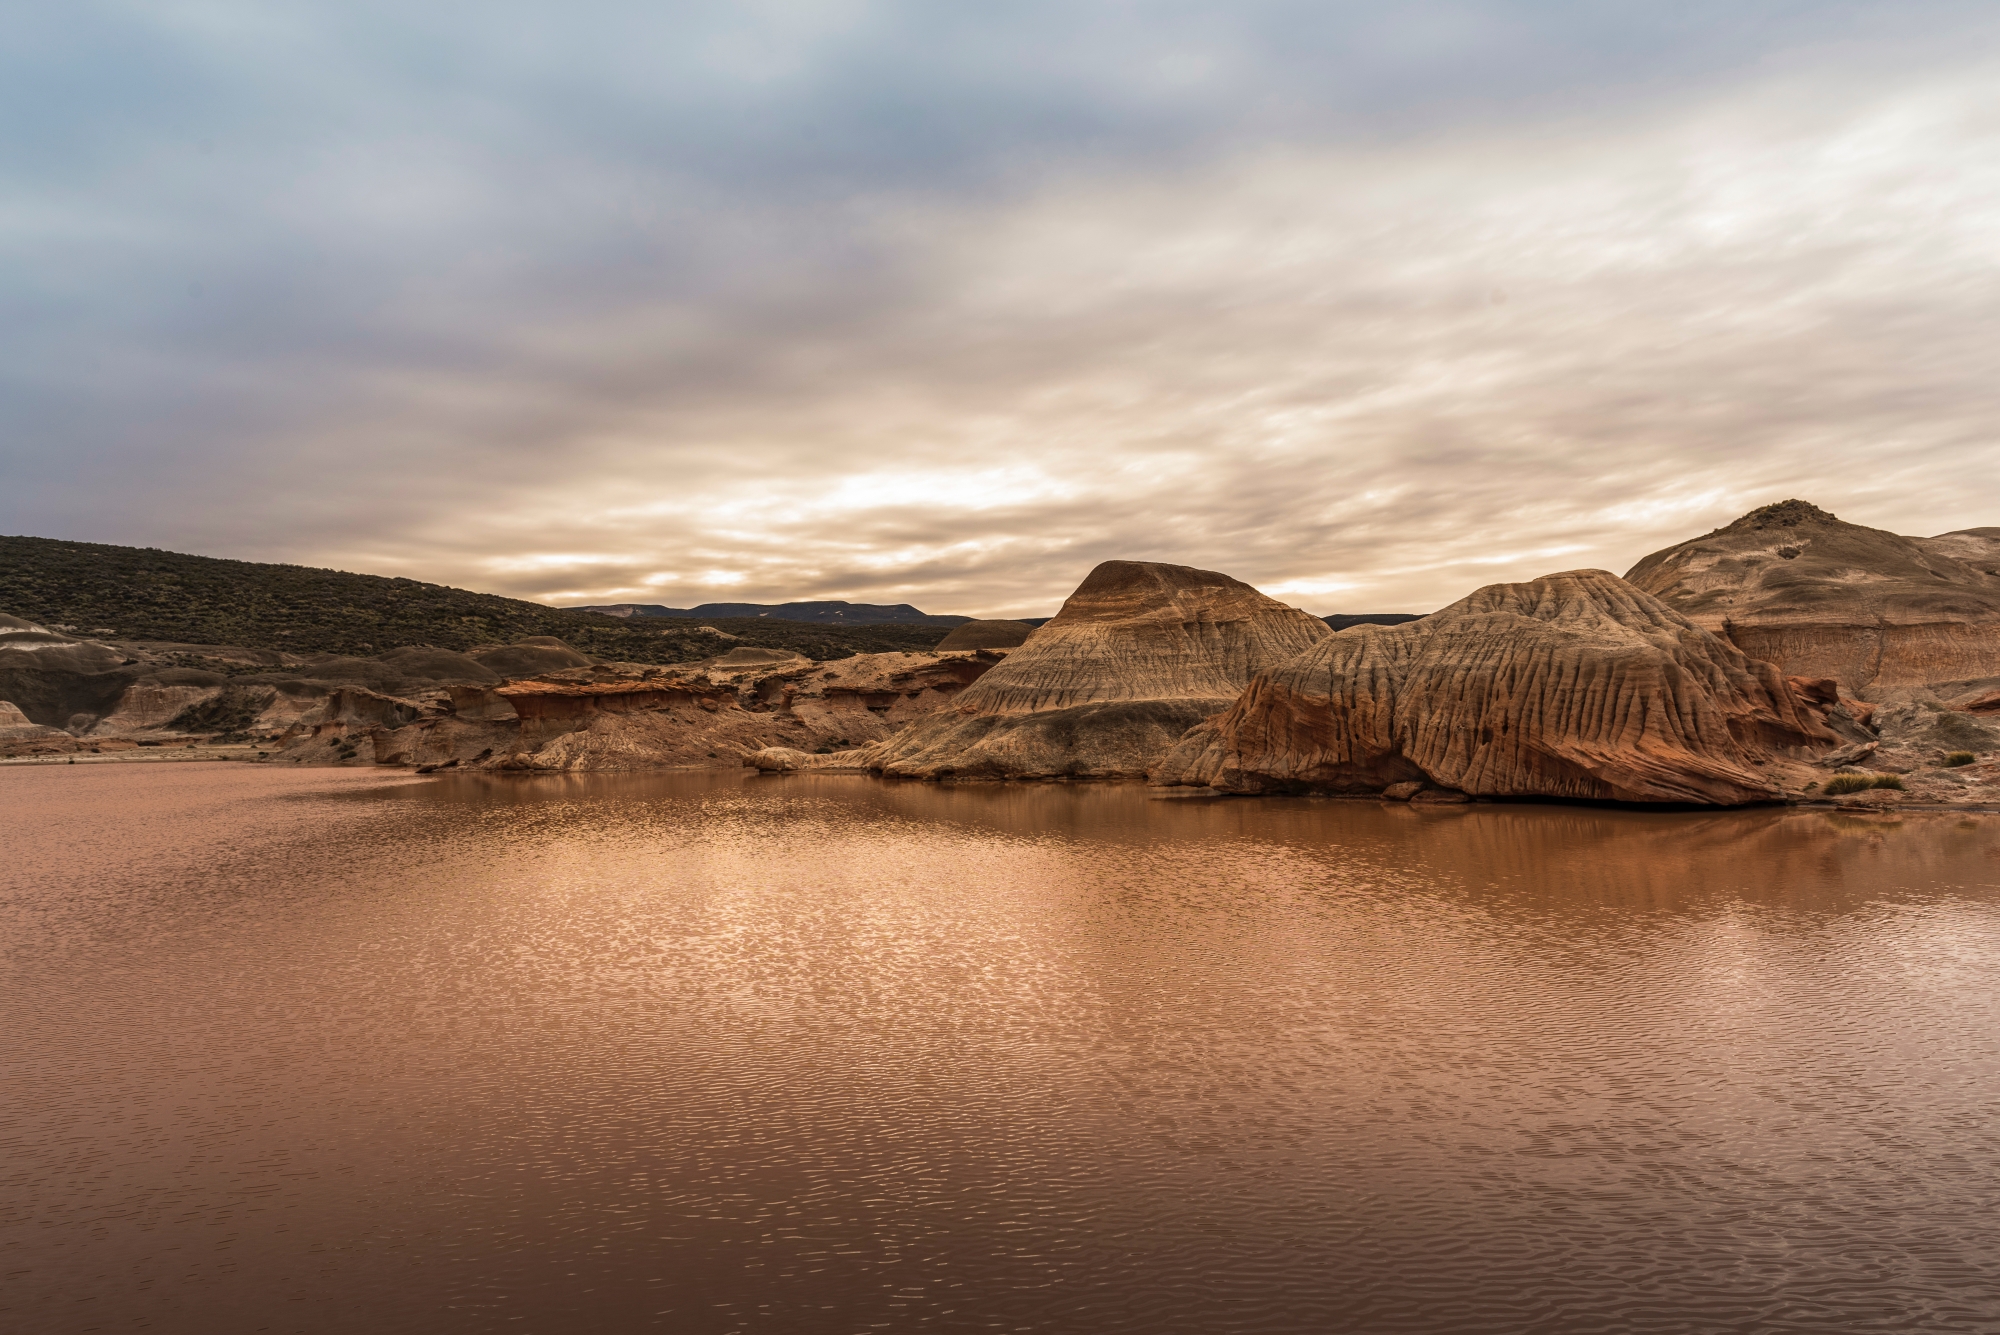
(1625, 500, 2000, 696)
(755, 561, 1331, 780)
(1152, 569, 1848, 806)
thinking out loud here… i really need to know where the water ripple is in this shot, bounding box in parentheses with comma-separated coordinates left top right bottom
(2, 768, 1998, 1333)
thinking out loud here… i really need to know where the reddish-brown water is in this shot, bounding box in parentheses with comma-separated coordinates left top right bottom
(4, 765, 1999, 1334)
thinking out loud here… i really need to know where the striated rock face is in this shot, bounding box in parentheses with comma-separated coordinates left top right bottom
(1153, 569, 1845, 806)
(0, 699, 68, 741)
(756, 561, 1331, 780)
(961, 562, 1329, 711)
(85, 671, 229, 734)
(1625, 501, 2000, 695)
(935, 620, 1035, 651)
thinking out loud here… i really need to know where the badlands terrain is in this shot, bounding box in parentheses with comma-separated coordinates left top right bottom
(4, 502, 1998, 808)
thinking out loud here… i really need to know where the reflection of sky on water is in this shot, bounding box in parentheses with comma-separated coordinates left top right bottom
(5, 766, 1999, 1330)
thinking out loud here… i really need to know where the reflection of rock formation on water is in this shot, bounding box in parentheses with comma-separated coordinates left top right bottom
(1154, 570, 1852, 806)
(754, 561, 1331, 780)
(1627, 500, 2000, 699)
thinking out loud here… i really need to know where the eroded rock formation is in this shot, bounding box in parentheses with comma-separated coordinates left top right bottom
(753, 561, 1331, 780)
(935, 620, 1035, 651)
(0, 699, 68, 742)
(1153, 570, 1850, 806)
(0, 616, 139, 735)
(1626, 501, 2000, 696)
(281, 647, 1003, 772)
(464, 638, 593, 677)
(0, 615, 560, 758)
(0, 599, 1003, 771)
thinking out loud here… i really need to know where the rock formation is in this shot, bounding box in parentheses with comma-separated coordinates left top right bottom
(0, 617, 143, 736)
(0, 599, 1003, 771)
(934, 620, 1036, 651)
(1153, 569, 1850, 806)
(1917, 526, 2000, 574)
(753, 561, 1331, 780)
(283, 647, 1002, 772)
(464, 638, 593, 677)
(0, 699, 68, 742)
(1625, 501, 2000, 696)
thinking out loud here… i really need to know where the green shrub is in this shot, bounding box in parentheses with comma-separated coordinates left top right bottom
(1871, 775, 1905, 790)
(1823, 774, 1877, 795)
(1945, 752, 1976, 767)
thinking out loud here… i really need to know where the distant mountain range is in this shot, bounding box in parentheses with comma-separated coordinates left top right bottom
(580, 602, 1414, 631)
(579, 601, 973, 628)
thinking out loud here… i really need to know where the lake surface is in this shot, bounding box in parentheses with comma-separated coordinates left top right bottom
(4, 766, 1999, 1334)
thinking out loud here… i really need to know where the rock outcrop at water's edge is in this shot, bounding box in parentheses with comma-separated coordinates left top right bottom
(283, 647, 1002, 771)
(0, 607, 1002, 770)
(1626, 500, 2000, 697)
(751, 561, 1332, 780)
(1152, 570, 1857, 806)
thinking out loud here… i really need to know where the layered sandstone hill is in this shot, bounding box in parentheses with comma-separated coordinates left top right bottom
(1625, 501, 2000, 697)
(753, 561, 1331, 780)
(0, 699, 68, 742)
(1153, 570, 1852, 806)
(935, 620, 1035, 651)
(1916, 526, 2000, 573)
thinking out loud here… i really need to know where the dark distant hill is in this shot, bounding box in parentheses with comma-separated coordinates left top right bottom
(1324, 613, 1426, 631)
(581, 600, 970, 627)
(0, 536, 951, 663)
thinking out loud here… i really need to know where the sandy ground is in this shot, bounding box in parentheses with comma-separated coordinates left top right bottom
(0, 741, 273, 766)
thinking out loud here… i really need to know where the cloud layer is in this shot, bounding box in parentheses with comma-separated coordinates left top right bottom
(5, 3, 2000, 616)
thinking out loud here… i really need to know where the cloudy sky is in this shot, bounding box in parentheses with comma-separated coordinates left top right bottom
(5, 2, 1999, 617)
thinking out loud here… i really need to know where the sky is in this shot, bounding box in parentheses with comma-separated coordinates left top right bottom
(5, 3, 1999, 618)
